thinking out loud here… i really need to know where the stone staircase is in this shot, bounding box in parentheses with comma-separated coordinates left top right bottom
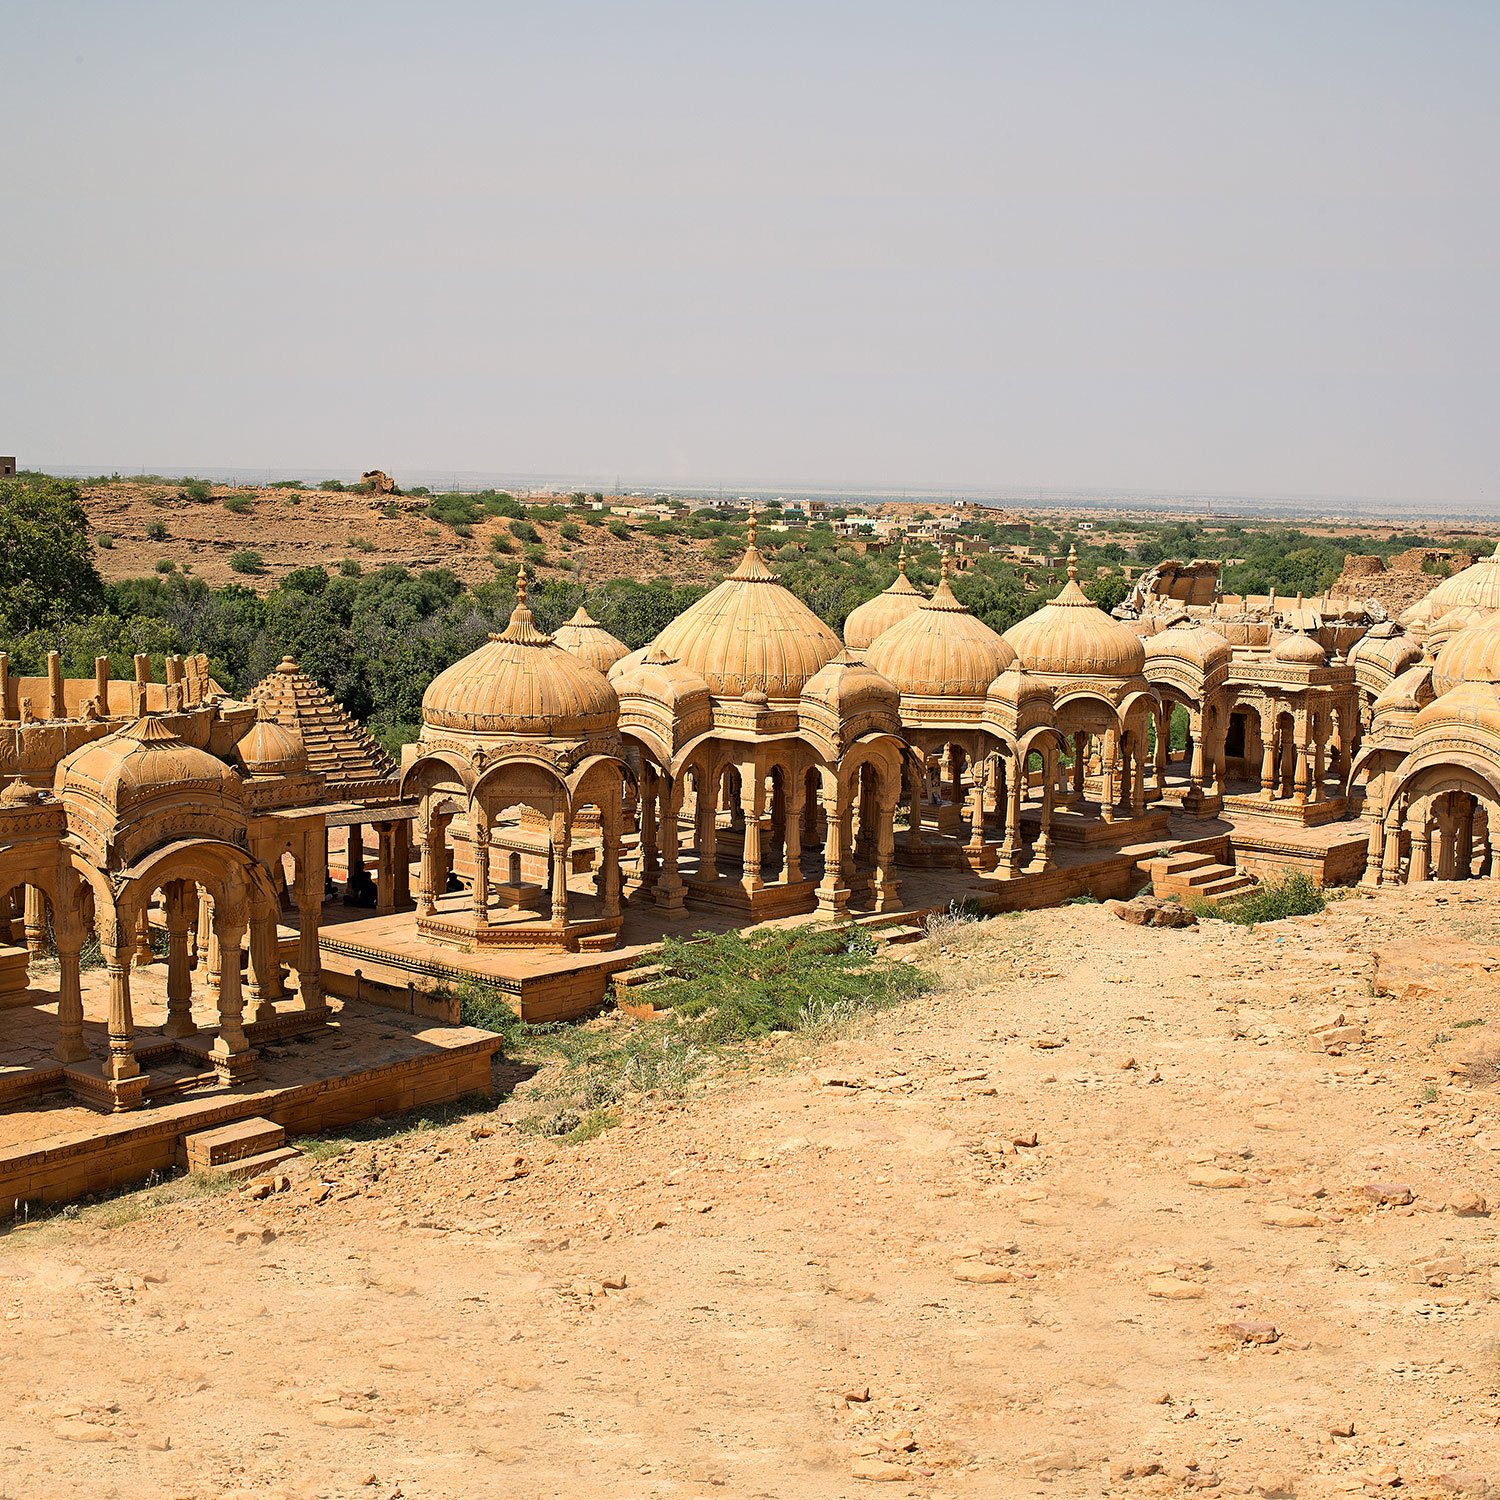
(178, 1117, 302, 1180)
(1149, 850, 1257, 905)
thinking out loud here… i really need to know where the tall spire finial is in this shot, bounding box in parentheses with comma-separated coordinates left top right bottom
(516, 565, 528, 609)
(897, 540, 908, 577)
(1067, 544, 1078, 582)
(941, 553, 951, 582)
(747, 501, 757, 550)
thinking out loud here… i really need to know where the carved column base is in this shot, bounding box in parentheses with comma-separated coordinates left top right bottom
(210, 1039, 258, 1085)
(996, 841, 1024, 878)
(653, 877, 686, 915)
(815, 881, 851, 919)
(872, 873, 902, 912)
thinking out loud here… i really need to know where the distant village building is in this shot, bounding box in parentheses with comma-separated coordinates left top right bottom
(0, 459, 15, 479)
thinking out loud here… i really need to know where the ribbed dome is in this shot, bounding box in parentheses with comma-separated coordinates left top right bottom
(1144, 621, 1232, 672)
(842, 546, 927, 651)
(235, 711, 308, 778)
(58, 715, 241, 806)
(1347, 625, 1422, 683)
(1431, 612, 1500, 697)
(1426, 604, 1495, 656)
(864, 563, 1015, 697)
(646, 519, 841, 699)
(422, 572, 619, 738)
(553, 605, 630, 674)
(1420, 542, 1500, 616)
(1001, 550, 1146, 678)
(1398, 593, 1440, 642)
(1413, 679, 1500, 736)
(1271, 631, 1327, 666)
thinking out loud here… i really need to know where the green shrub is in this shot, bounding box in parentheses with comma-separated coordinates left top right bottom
(648, 924, 927, 1042)
(509, 519, 539, 544)
(488, 534, 514, 554)
(96, 533, 113, 549)
(154, 558, 175, 573)
(338, 558, 362, 577)
(347, 534, 375, 553)
(523, 543, 548, 566)
(380, 501, 400, 519)
(222, 495, 252, 515)
(229, 549, 264, 575)
(1207, 869, 1325, 926)
(607, 519, 630, 539)
(318, 479, 346, 492)
(453, 523, 473, 539)
(560, 522, 581, 542)
(146, 519, 169, 541)
(179, 478, 213, 501)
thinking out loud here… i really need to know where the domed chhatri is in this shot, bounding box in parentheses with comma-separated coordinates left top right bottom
(421, 570, 619, 740)
(1426, 604, 1496, 659)
(1002, 548, 1147, 679)
(236, 707, 309, 778)
(647, 511, 841, 700)
(553, 605, 630, 675)
(57, 713, 245, 866)
(842, 544, 927, 652)
(865, 558, 1015, 699)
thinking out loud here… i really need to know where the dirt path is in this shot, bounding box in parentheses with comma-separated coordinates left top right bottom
(4, 889, 1500, 1499)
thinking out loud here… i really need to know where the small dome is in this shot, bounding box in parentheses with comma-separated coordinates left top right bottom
(1397, 593, 1441, 642)
(1144, 621, 1232, 673)
(1373, 662, 1436, 714)
(1347, 624, 1422, 683)
(645, 517, 841, 699)
(1431, 612, 1500, 697)
(553, 605, 630, 674)
(421, 571, 619, 738)
(612, 643, 713, 715)
(864, 562, 1015, 698)
(842, 546, 927, 651)
(1419, 542, 1500, 616)
(801, 649, 901, 719)
(235, 711, 308, 778)
(1001, 549, 1146, 678)
(1271, 631, 1327, 666)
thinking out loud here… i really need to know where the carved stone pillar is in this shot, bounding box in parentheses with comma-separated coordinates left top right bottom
(872, 798, 901, 911)
(210, 909, 256, 1083)
(23, 884, 45, 958)
(997, 761, 1024, 877)
(639, 771, 659, 890)
(550, 816, 570, 928)
(417, 809, 440, 916)
(163, 882, 196, 1038)
(101, 943, 140, 1084)
(471, 811, 490, 927)
(784, 786, 804, 885)
(53, 921, 88, 1064)
(740, 769, 764, 897)
(1030, 755, 1055, 871)
(1362, 814, 1386, 887)
(393, 821, 411, 908)
(1100, 730, 1118, 824)
(815, 773, 850, 917)
(601, 802, 622, 920)
(296, 893, 324, 1011)
(653, 778, 686, 913)
(375, 825, 395, 916)
(1260, 714, 1278, 798)
(1381, 810, 1405, 884)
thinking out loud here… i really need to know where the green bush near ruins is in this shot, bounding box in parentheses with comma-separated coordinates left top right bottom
(1191, 868, 1327, 926)
(454, 924, 930, 1141)
(229, 549, 265, 575)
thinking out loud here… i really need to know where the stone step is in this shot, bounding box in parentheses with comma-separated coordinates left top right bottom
(873, 924, 927, 947)
(181, 1116, 286, 1172)
(1196, 874, 1257, 899)
(212, 1145, 303, 1182)
(1164, 852, 1217, 873)
(1179, 862, 1241, 887)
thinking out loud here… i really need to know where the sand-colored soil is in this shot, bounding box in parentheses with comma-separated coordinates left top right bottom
(81, 483, 727, 593)
(4, 886, 1500, 1499)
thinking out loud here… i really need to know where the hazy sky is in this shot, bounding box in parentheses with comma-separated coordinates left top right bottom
(3, 0, 1498, 504)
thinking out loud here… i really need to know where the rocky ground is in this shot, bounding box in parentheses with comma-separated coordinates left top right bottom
(3, 886, 1500, 1500)
(80, 482, 726, 592)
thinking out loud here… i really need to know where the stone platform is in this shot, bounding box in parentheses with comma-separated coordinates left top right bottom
(0, 964, 502, 1209)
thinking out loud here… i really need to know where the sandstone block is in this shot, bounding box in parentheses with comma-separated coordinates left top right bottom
(1226, 1319, 1279, 1344)
(1188, 1168, 1248, 1189)
(952, 1262, 1014, 1283)
(851, 1460, 906, 1481)
(1448, 1189, 1489, 1216)
(1146, 1277, 1206, 1299)
(1363, 1182, 1413, 1206)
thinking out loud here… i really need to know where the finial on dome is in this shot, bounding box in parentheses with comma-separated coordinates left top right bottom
(1067, 545, 1078, 582)
(747, 502, 757, 550)
(941, 554, 951, 582)
(897, 541, 908, 576)
(516, 565, 528, 609)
